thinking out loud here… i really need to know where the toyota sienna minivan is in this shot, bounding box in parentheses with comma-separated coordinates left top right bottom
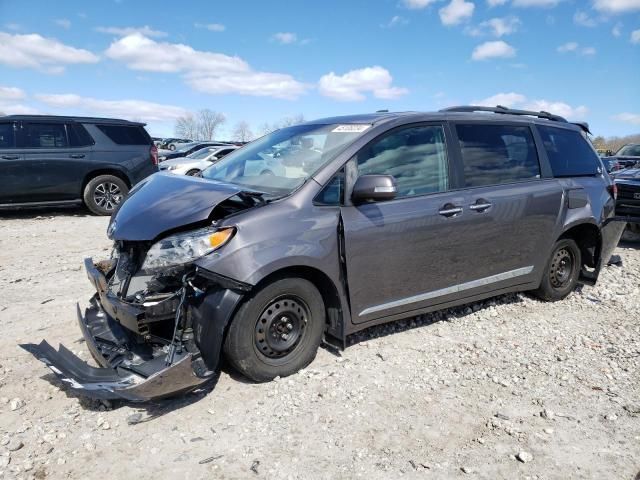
(23, 106, 626, 401)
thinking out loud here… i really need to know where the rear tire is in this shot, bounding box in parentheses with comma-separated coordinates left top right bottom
(83, 175, 128, 216)
(223, 278, 325, 382)
(532, 238, 581, 302)
(169, 144, 176, 151)
(185, 169, 201, 176)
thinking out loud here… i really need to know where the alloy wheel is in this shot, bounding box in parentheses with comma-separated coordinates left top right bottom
(93, 182, 123, 212)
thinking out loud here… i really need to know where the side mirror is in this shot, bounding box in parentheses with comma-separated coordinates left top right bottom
(352, 174, 397, 203)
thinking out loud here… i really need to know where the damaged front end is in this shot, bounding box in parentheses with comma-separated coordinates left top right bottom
(23, 254, 248, 401)
(22, 174, 256, 401)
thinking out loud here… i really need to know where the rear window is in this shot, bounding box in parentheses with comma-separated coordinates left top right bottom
(456, 124, 540, 187)
(96, 125, 150, 145)
(68, 123, 94, 147)
(537, 125, 600, 177)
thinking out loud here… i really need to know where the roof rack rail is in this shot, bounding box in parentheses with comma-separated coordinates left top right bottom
(440, 105, 568, 123)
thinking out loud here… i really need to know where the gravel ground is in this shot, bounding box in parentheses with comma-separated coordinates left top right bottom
(0, 209, 639, 480)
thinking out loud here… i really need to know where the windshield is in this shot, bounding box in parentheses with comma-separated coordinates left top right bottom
(201, 123, 370, 196)
(616, 145, 640, 157)
(187, 147, 216, 159)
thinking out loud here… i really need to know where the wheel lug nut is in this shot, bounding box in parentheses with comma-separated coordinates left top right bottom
(281, 333, 289, 340)
(286, 323, 293, 331)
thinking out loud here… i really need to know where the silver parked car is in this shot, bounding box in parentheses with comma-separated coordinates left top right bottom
(159, 145, 239, 175)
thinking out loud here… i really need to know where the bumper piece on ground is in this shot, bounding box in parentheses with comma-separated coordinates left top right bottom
(20, 298, 214, 402)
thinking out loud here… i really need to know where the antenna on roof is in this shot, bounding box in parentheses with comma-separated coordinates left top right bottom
(376, 109, 389, 113)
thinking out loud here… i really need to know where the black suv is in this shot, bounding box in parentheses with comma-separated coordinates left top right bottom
(24, 106, 628, 401)
(0, 115, 158, 215)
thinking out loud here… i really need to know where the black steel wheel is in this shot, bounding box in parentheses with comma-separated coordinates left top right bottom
(224, 278, 325, 382)
(532, 238, 581, 302)
(254, 295, 309, 360)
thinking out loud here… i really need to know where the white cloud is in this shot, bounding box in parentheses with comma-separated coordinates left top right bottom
(612, 22, 623, 36)
(105, 34, 308, 99)
(477, 92, 527, 107)
(402, 0, 439, 9)
(95, 25, 167, 38)
(0, 86, 26, 101)
(593, 0, 640, 13)
(0, 32, 99, 73)
(318, 66, 408, 101)
(557, 41, 579, 52)
(467, 16, 521, 36)
(477, 93, 588, 119)
(487, 0, 508, 6)
(439, 0, 475, 26)
(272, 32, 297, 44)
(471, 40, 516, 60)
(523, 100, 588, 119)
(194, 23, 226, 32)
(557, 42, 596, 55)
(613, 112, 640, 125)
(573, 11, 598, 27)
(632, 29, 640, 43)
(34, 93, 189, 122)
(382, 16, 409, 28)
(54, 19, 71, 29)
(512, 0, 561, 6)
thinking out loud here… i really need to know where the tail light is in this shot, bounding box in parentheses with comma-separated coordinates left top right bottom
(150, 144, 158, 166)
(607, 183, 618, 200)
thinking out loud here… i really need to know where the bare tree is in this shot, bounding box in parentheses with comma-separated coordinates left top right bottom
(174, 113, 199, 140)
(232, 121, 254, 142)
(198, 109, 226, 140)
(257, 114, 305, 136)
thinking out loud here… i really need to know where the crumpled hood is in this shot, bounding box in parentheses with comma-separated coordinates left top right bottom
(108, 172, 240, 241)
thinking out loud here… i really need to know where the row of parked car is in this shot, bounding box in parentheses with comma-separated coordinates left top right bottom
(1, 112, 638, 219)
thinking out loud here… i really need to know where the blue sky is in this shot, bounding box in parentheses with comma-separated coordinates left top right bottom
(0, 0, 638, 138)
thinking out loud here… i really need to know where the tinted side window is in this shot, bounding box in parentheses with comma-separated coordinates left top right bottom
(96, 125, 150, 145)
(216, 148, 234, 158)
(0, 122, 15, 149)
(357, 125, 449, 198)
(25, 123, 68, 148)
(67, 123, 94, 147)
(456, 124, 540, 187)
(537, 125, 599, 177)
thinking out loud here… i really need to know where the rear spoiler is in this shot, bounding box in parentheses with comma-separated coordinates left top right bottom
(572, 122, 591, 135)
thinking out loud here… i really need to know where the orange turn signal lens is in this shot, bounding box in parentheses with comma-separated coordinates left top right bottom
(208, 228, 235, 250)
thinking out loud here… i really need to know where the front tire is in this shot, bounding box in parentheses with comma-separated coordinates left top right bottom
(223, 278, 325, 382)
(83, 175, 128, 216)
(185, 169, 201, 176)
(532, 238, 581, 302)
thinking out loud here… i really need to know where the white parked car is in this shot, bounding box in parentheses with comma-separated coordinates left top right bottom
(159, 146, 240, 176)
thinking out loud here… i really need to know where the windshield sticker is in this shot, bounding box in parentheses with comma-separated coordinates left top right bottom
(332, 124, 371, 133)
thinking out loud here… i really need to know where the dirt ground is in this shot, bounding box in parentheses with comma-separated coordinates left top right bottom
(0, 208, 639, 480)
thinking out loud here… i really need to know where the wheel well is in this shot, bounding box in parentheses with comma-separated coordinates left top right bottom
(81, 169, 131, 194)
(560, 223, 601, 269)
(253, 266, 344, 342)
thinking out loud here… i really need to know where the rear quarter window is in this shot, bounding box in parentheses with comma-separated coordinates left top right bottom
(537, 125, 600, 177)
(96, 125, 151, 145)
(68, 123, 95, 147)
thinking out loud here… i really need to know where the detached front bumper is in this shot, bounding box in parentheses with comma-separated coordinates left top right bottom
(21, 258, 246, 402)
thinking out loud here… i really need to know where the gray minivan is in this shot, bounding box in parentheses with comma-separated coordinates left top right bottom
(0, 115, 157, 215)
(23, 106, 626, 401)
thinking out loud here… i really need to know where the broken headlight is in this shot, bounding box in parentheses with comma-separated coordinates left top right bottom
(141, 227, 235, 271)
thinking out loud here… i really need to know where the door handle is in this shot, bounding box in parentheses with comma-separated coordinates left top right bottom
(69, 154, 85, 159)
(469, 199, 492, 212)
(1, 155, 19, 160)
(438, 204, 463, 217)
